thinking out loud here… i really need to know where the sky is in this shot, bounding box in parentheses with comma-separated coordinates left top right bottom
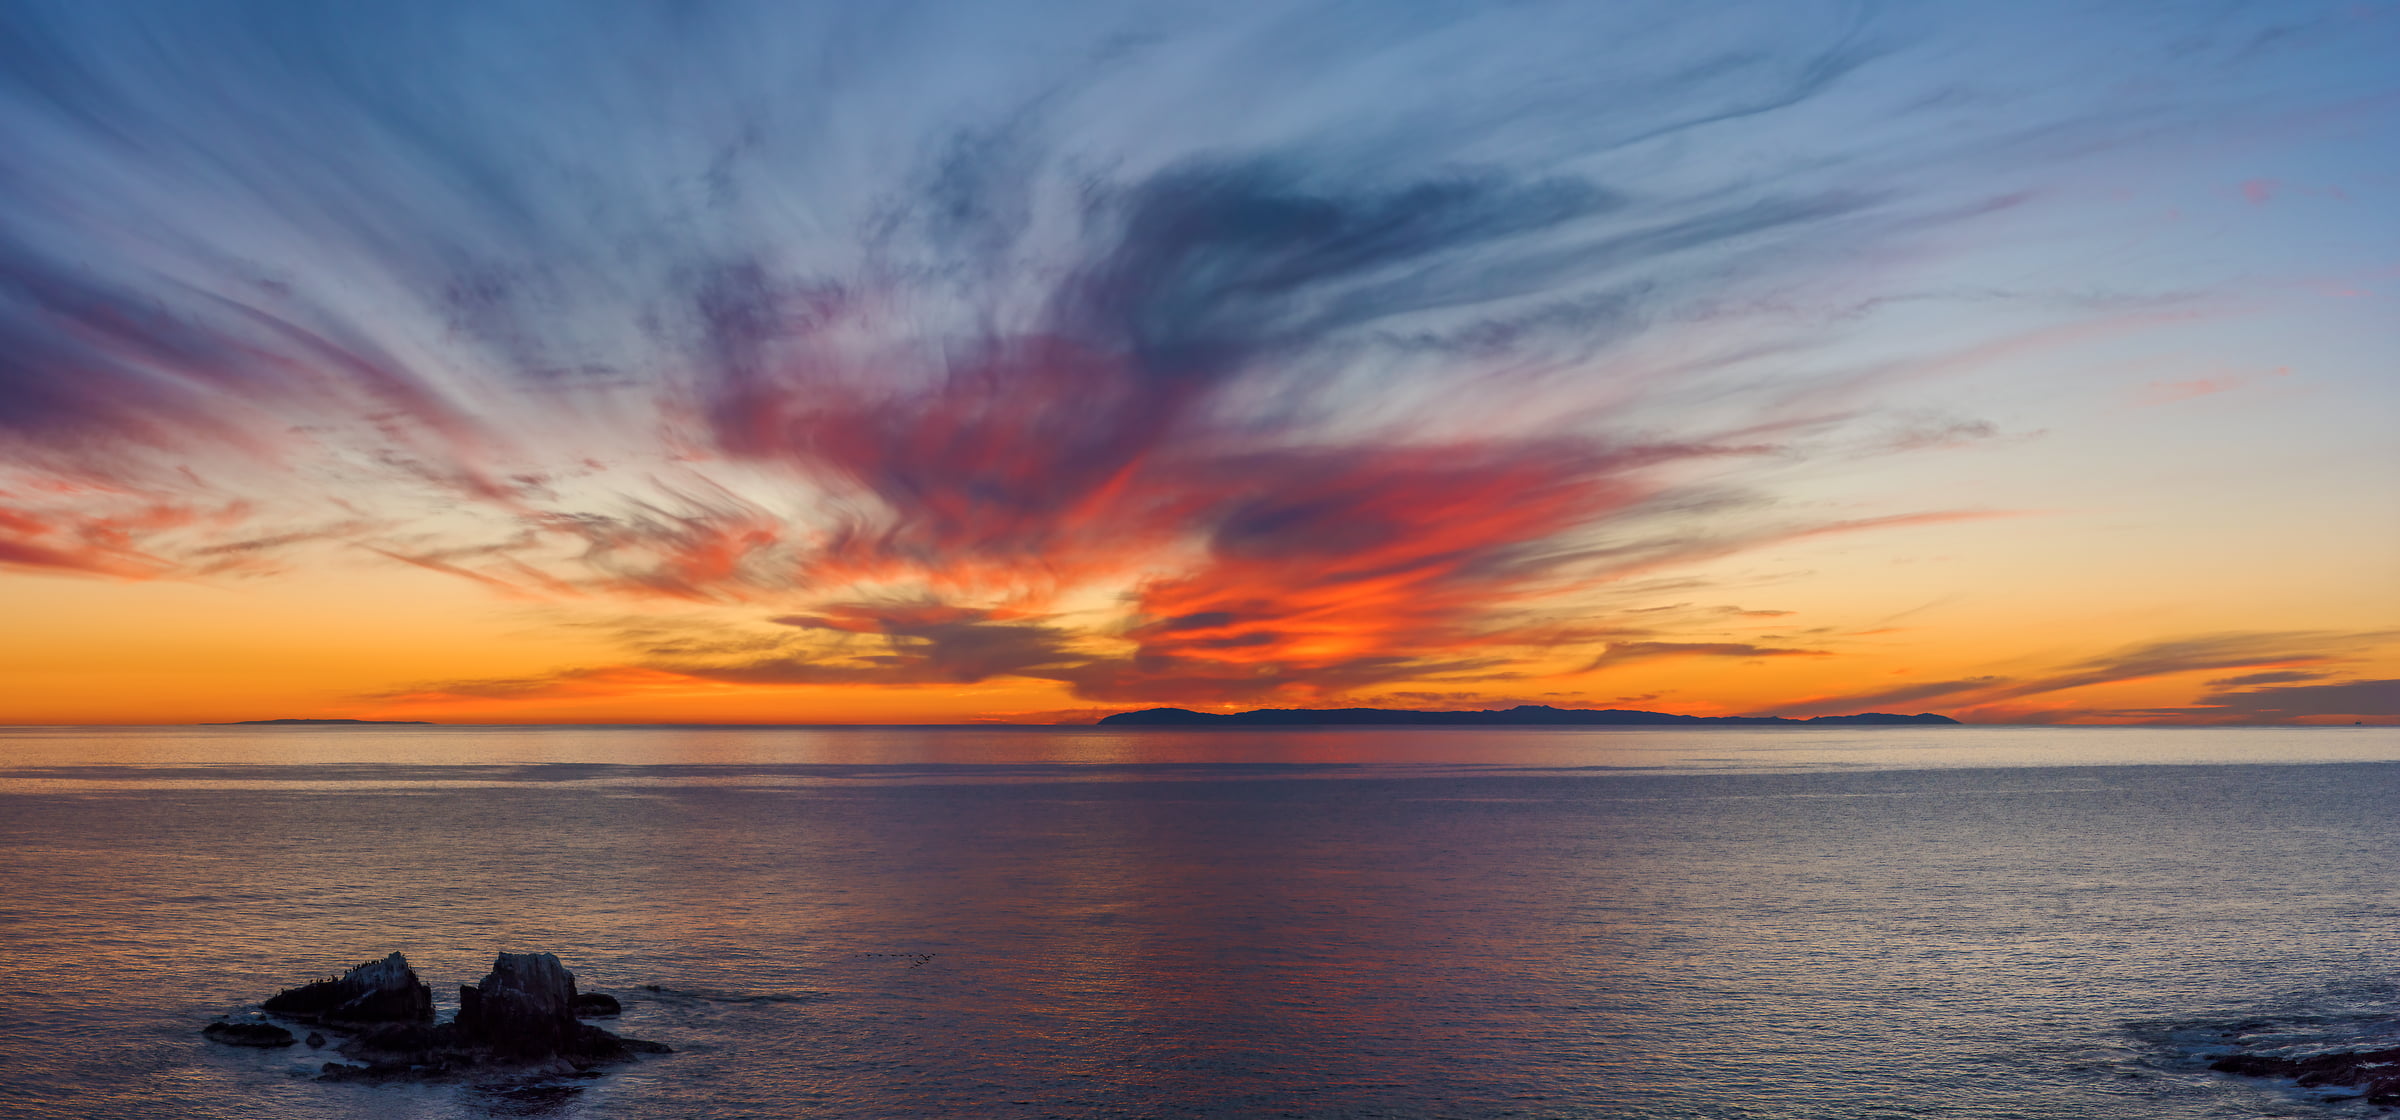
(0, 0, 2394, 726)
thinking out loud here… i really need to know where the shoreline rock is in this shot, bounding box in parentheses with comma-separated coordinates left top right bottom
(2211, 1047, 2400, 1104)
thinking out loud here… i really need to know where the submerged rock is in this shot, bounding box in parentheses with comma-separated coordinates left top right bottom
(572, 992, 621, 1017)
(2212, 1046, 2400, 1104)
(201, 1020, 295, 1047)
(261, 953, 434, 1025)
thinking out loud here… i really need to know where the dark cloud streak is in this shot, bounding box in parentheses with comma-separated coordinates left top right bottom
(2191, 678, 2400, 720)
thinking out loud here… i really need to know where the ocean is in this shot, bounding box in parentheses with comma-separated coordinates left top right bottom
(0, 724, 2396, 1119)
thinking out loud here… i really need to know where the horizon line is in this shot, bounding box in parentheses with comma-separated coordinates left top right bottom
(1, 720, 2386, 730)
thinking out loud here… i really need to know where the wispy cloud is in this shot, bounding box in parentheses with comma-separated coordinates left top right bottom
(1769, 631, 2397, 721)
(1582, 641, 1830, 671)
(2189, 677, 2400, 720)
(1764, 677, 2013, 718)
(1971, 632, 2377, 705)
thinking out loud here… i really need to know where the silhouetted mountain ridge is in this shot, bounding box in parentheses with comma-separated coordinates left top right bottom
(1097, 704, 1958, 727)
(218, 718, 434, 725)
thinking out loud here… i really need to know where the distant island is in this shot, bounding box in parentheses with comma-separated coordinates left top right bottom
(1097, 705, 1958, 727)
(217, 718, 434, 726)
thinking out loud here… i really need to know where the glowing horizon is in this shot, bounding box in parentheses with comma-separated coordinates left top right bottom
(1, 1, 2395, 727)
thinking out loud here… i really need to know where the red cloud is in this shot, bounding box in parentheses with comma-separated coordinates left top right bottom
(775, 337, 1219, 597)
(1082, 442, 1653, 701)
(0, 481, 255, 579)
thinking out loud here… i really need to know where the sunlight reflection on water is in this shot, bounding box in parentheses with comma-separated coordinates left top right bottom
(2, 724, 2396, 787)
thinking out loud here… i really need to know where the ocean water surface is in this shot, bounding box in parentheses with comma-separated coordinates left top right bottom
(1, 724, 2397, 1118)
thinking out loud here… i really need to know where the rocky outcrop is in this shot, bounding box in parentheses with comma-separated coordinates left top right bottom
(217, 951, 666, 1083)
(456, 952, 634, 1060)
(261, 953, 434, 1024)
(308, 952, 665, 1081)
(2212, 1047, 2400, 1104)
(202, 1020, 295, 1047)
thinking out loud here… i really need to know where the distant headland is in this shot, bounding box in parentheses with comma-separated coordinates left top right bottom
(1097, 705, 1959, 727)
(215, 718, 434, 726)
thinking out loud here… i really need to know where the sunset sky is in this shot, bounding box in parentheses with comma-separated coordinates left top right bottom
(0, 0, 2394, 725)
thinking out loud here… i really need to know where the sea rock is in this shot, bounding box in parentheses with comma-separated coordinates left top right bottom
(346, 952, 666, 1074)
(262, 952, 434, 1024)
(458, 952, 591, 1058)
(232, 950, 667, 1081)
(334, 1020, 482, 1073)
(572, 992, 621, 1017)
(2211, 1046, 2400, 1104)
(202, 1020, 295, 1047)
(305, 1032, 326, 1048)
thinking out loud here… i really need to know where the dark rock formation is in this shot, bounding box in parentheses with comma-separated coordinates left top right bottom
(202, 1020, 295, 1047)
(262, 953, 435, 1024)
(1097, 704, 1961, 727)
(308, 952, 666, 1080)
(572, 992, 621, 1017)
(332, 1021, 482, 1075)
(305, 1031, 326, 1048)
(225, 951, 665, 1082)
(458, 952, 592, 1059)
(2211, 1047, 2400, 1104)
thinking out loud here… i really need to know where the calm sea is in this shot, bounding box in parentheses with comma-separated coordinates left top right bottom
(1, 725, 2397, 1119)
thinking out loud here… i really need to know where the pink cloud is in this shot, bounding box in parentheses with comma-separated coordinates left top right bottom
(2136, 377, 2243, 405)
